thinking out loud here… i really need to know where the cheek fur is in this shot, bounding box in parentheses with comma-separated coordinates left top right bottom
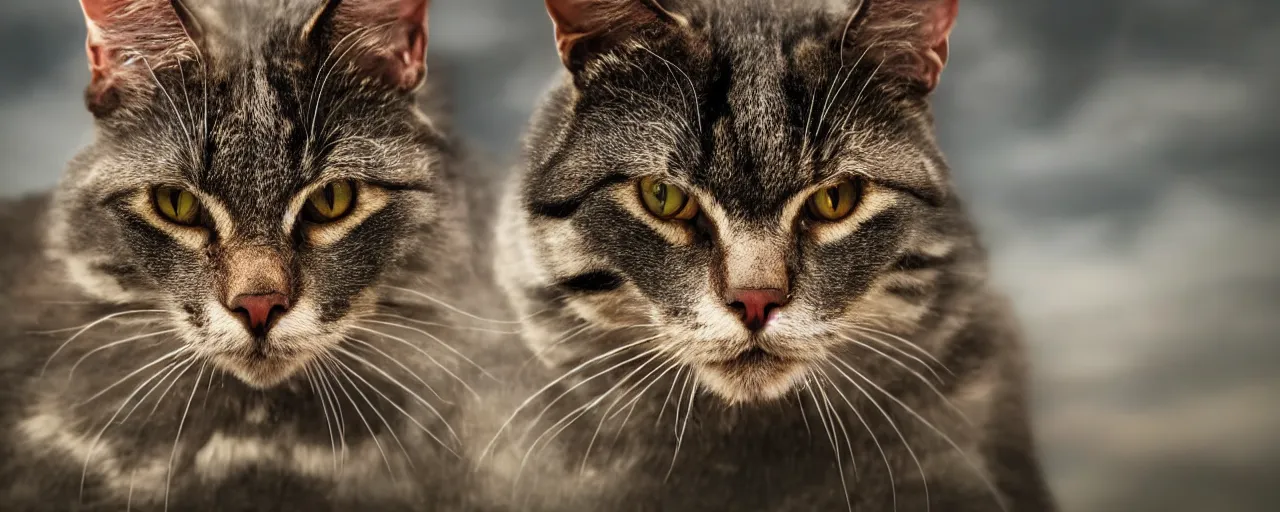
(573, 197, 712, 316)
(297, 200, 421, 322)
(794, 206, 906, 318)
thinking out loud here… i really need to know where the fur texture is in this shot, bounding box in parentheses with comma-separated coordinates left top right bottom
(0, 1, 498, 510)
(483, 0, 1056, 510)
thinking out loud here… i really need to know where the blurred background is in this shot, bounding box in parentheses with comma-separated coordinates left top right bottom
(1, 1, 1276, 510)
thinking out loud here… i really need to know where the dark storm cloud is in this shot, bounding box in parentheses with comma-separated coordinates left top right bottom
(0, 1, 1276, 511)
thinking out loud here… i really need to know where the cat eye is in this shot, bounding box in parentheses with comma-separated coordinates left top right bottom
(805, 178, 862, 222)
(638, 176, 699, 221)
(302, 180, 356, 223)
(153, 186, 202, 226)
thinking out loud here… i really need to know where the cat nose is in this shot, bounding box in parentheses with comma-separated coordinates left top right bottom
(228, 292, 290, 336)
(726, 288, 788, 332)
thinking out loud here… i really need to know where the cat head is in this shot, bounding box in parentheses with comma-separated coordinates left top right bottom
(50, 0, 442, 388)
(514, 0, 974, 404)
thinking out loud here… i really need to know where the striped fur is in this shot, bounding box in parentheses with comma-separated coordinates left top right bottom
(486, 1, 1056, 510)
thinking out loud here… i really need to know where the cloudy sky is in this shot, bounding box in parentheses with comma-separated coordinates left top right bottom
(2, 1, 1277, 510)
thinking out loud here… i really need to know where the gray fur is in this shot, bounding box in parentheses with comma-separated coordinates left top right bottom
(0, 1, 496, 510)
(484, 0, 1056, 510)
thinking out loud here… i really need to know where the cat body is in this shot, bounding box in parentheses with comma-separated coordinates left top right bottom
(0, 1, 498, 510)
(477, 0, 1057, 510)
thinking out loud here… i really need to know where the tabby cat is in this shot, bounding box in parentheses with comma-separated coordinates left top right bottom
(0, 0, 495, 510)
(478, 0, 1057, 510)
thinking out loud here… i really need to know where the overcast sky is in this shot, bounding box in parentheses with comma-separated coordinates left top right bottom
(1, 1, 1277, 511)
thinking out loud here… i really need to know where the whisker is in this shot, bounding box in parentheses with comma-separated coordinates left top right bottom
(41, 309, 168, 375)
(517, 351, 661, 486)
(814, 377, 855, 512)
(478, 335, 659, 461)
(140, 56, 198, 170)
(516, 344, 661, 455)
(358, 319, 496, 381)
(794, 387, 813, 438)
(636, 45, 702, 136)
(348, 326, 478, 400)
(850, 328, 946, 383)
(303, 366, 338, 474)
(838, 333, 971, 425)
(815, 367, 900, 511)
(308, 24, 387, 139)
(77, 347, 190, 407)
(361, 313, 522, 335)
(130, 357, 199, 425)
(605, 359, 683, 451)
(163, 361, 205, 512)
(849, 324, 955, 376)
(65, 329, 179, 384)
(344, 336, 451, 404)
(332, 346, 459, 452)
(831, 359, 964, 512)
(79, 357, 185, 501)
(578, 353, 665, 474)
(803, 378, 840, 477)
(327, 355, 417, 469)
(380, 286, 523, 325)
(517, 337, 662, 444)
(322, 357, 393, 478)
(315, 364, 349, 464)
(655, 366, 686, 427)
(664, 371, 698, 481)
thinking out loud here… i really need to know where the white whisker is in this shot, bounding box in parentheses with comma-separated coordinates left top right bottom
(838, 333, 971, 425)
(41, 310, 167, 375)
(358, 319, 496, 381)
(322, 357, 393, 478)
(163, 362, 205, 512)
(348, 326, 479, 399)
(380, 286, 523, 325)
(332, 346, 459, 451)
(478, 334, 659, 461)
(327, 355, 417, 469)
(65, 329, 178, 384)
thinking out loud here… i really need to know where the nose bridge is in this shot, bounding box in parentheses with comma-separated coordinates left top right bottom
(221, 244, 292, 303)
(718, 224, 790, 293)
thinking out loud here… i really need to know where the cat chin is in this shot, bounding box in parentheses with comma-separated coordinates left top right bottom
(213, 351, 314, 389)
(693, 353, 809, 405)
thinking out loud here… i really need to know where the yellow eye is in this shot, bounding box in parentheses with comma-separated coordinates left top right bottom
(303, 180, 356, 223)
(805, 178, 862, 221)
(638, 177, 699, 221)
(153, 186, 201, 225)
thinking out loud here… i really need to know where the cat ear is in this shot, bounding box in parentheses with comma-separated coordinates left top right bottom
(304, 0, 431, 92)
(78, 0, 199, 112)
(843, 0, 959, 93)
(544, 0, 684, 71)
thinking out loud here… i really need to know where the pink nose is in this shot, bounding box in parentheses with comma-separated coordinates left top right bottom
(228, 292, 290, 335)
(727, 288, 788, 332)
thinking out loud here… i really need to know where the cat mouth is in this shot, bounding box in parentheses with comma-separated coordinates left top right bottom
(707, 347, 789, 372)
(698, 348, 806, 403)
(214, 350, 312, 389)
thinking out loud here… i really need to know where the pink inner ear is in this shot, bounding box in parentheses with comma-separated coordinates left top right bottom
(923, 0, 959, 54)
(920, 0, 959, 90)
(80, 0, 138, 27)
(544, 0, 664, 68)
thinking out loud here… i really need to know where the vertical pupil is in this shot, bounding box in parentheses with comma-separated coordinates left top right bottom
(168, 189, 181, 214)
(827, 187, 840, 211)
(654, 184, 667, 204)
(324, 184, 336, 209)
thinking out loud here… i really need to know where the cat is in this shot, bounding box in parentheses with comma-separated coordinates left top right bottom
(476, 0, 1058, 510)
(0, 0, 503, 510)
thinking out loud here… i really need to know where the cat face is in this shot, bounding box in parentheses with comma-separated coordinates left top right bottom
(517, 0, 965, 403)
(51, 0, 438, 388)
